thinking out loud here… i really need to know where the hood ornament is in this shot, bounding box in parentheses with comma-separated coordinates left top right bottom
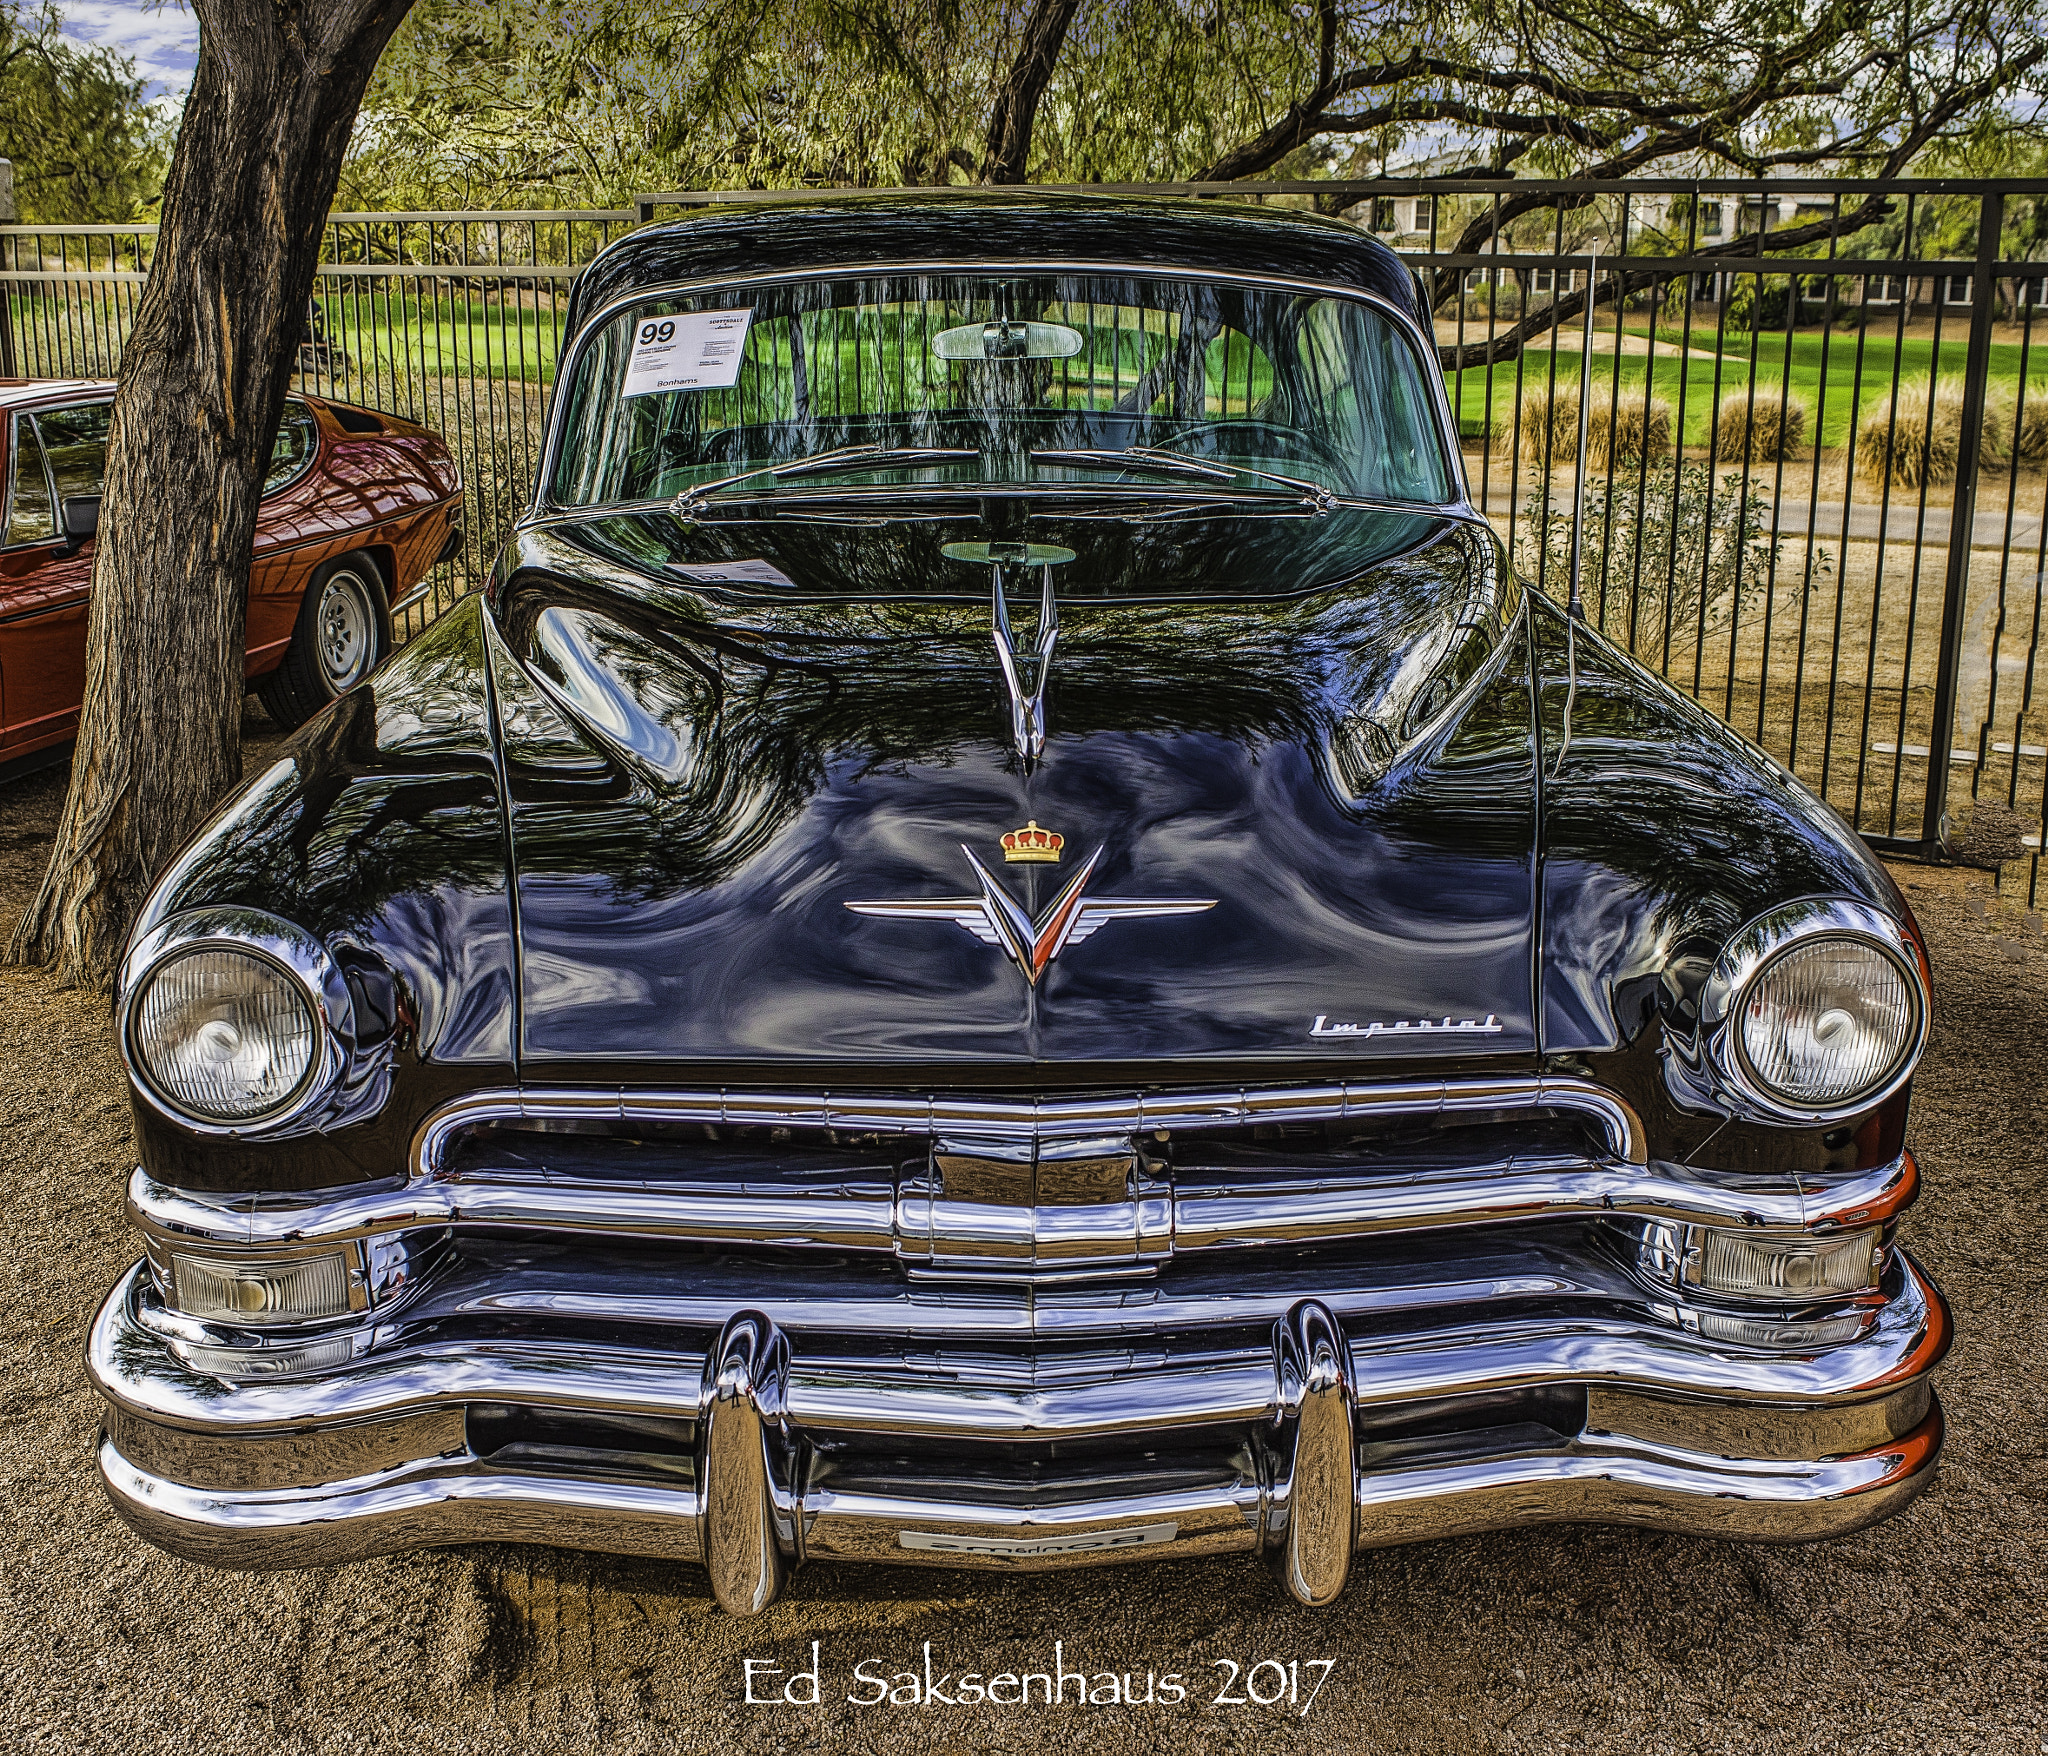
(847, 844, 1215, 986)
(991, 563, 1058, 762)
(943, 541, 1075, 764)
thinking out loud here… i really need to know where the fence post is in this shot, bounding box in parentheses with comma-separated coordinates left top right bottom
(0, 231, 15, 381)
(0, 155, 17, 376)
(1921, 189, 2005, 850)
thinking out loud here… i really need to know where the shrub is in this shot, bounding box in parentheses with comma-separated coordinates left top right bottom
(2012, 380, 2048, 462)
(1853, 379, 2017, 487)
(1589, 394, 1675, 470)
(1714, 389, 1808, 462)
(1518, 462, 1830, 660)
(1492, 381, 1581, 468)
(1490, 381, 1673, 470)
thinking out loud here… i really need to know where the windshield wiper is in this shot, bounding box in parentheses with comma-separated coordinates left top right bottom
(1028, 445, 1338, 513)
(670, 444, 979, 517)
(1032, 446, 1237, 483)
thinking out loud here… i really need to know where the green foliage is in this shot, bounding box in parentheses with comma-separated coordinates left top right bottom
(333, 0, 2048, 214)
(1519, 463, 1830, 660)
(0, 2, 168, 221)
(335, 0, 1335, 206)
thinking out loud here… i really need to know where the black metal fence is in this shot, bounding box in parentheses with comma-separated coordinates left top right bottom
(0, 210, 634, 631)
(5, 179, 2046, 900)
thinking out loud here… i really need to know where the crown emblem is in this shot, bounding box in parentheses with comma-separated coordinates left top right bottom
(1000, 820, 1064, 864)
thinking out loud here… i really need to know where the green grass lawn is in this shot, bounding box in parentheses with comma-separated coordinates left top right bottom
(311, 291, 565, 384)
(1448, 323, 2048, 450)
(20, 282, 2043, 455)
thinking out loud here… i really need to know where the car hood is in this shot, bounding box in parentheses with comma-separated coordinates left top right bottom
(490, 504, 1537, 1070)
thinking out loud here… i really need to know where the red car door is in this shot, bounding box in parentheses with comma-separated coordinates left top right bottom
(0, 402, 105, 762)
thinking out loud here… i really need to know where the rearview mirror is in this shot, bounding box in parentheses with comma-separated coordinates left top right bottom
(60, 495, 101, 548)
(932, 320, 1084, 361)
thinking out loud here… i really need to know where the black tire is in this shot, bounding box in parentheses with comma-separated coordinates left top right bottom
(257, 554, 389, 730)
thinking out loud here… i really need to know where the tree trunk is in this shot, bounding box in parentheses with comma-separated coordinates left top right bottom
(6, 0, 413, 987)
(981, 0, 1082, 184)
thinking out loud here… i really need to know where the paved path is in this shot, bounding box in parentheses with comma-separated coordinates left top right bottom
(1477, 483, 2046, 553)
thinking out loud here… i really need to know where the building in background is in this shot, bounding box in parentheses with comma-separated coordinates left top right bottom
(1350, 156, 2039, 319)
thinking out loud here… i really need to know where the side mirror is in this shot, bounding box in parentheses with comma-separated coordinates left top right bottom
(60, 496, 101, 550)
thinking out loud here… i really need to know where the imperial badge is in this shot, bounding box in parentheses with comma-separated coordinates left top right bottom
(846, 844, 1215, 985)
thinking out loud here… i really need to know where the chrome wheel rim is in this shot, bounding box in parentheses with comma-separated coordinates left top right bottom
(316, 570, 374, 693)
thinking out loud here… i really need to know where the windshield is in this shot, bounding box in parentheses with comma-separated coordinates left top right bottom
(549, 271, 1453, 511)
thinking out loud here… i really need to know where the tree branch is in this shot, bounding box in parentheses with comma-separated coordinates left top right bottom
(981, 0, 1083, 184)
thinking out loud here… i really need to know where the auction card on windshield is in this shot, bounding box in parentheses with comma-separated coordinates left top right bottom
(622, 309, 753, 396)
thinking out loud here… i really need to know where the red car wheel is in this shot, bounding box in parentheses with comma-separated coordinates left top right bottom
(257, 555, 388, 729)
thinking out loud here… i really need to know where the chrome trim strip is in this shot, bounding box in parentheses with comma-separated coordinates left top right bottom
(131, 1149, 1923, 1274)
(90, 1266, 710, 1435)
(100, 1401, 467, 1494)
(1345, 1408, 1940, 1553)
(1585, 1378, 1933, 1463)
(804, 1481, 1262, 1570)
(406, 1075, 1650, 1174)
(785, 1356, 1278, 1442)
(97, 1439, 707, 1571)
(1341, 1255, 1945, 1412)
(1166, 1152, 1913, 1252)
(88, 1250, 1948, 1447)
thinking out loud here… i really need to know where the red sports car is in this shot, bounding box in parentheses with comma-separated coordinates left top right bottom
(0, 379, 464, 775)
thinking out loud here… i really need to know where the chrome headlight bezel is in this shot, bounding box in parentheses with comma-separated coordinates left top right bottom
(117, 907, 355, 1136)
(1696, 898, 1929, 1125)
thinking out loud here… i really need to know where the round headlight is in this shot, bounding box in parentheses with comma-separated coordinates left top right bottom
(1736, 935, 1920, 1109)
(132, 946, 320, 1123)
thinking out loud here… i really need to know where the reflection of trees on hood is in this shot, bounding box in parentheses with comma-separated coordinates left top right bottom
(1530, 600, 1879, 943)
(490, 511, 1514, 900)
(158, 602, 511, 935)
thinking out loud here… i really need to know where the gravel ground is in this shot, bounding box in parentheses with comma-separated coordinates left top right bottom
(2, 730, 2046, 1756)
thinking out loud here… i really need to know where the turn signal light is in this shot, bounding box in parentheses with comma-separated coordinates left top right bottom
(169, 1249, 355, 1326)
(179, 1337, 356, 1380)
(1696, 1311, 1867, 1350)
(1685, 1227, 1880, 1302)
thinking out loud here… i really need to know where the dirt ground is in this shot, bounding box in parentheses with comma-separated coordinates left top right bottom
(2, 723, 2046, 1756)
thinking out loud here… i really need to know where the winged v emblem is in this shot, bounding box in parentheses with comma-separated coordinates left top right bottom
(846, 844, 1216, 985)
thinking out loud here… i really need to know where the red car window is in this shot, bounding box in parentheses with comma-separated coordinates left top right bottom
(4, 413, 56, 546)
(37, 403, 113, 502)
(264, 400, 320, 496)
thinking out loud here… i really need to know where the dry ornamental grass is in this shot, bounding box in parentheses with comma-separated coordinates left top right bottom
(1852, 378, 2024, 486)
(1713, 388, 1808, 462)
(2012, 378, 2048, 463)
(1491, 382, 1674, 470)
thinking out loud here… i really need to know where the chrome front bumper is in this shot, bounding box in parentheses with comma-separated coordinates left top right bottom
(88, 1236, 1948, 1609)
(88, 1081, 1947, 1608)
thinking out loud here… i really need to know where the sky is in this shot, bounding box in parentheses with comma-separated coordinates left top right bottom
(60, 1, 198, 104)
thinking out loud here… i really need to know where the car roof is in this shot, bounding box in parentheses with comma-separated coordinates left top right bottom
(0, 382, 332, 416)
(564, 190, 1421, 343)
(0, 377, 111, 410)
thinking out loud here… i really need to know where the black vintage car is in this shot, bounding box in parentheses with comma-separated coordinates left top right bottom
(88, 194, 1945, 1612)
